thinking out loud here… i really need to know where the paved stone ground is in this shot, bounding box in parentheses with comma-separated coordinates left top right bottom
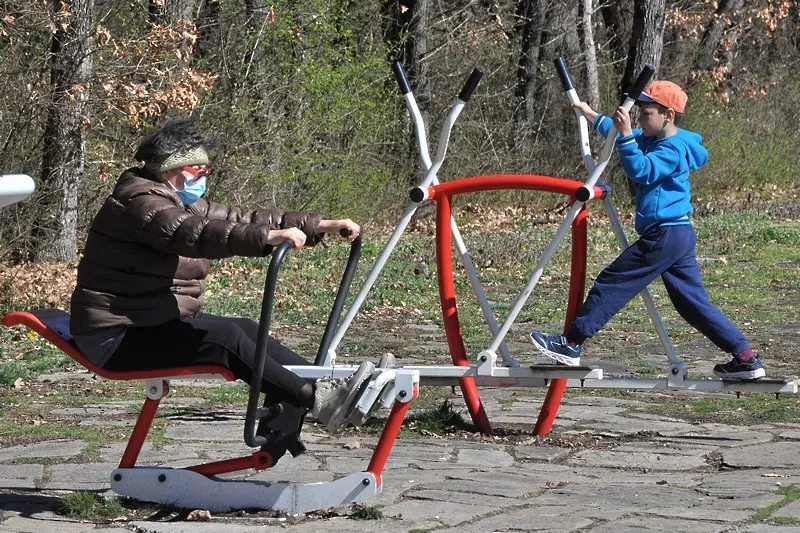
(3, 376, 800, 533)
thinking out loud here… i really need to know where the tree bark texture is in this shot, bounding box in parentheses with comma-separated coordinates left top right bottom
(622, 0, 665, 92)
(621, 0, 664, 198)
(37, 0, 94, 262)
(600, 0, 631, 62)
(694, 0, 744, 71)
(514, 0, 546, 126)
(579, 0, 600, 109)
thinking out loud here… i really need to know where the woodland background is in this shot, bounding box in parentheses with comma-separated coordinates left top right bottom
(0, 0, 799, 263)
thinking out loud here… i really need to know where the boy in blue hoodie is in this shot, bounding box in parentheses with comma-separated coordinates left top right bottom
(530, 80, 764, 380)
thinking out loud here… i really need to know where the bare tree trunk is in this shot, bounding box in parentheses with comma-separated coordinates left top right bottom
(36, 0, 94, 262)
(195, 0, 220, 59)
(600, 0, 631, 63)
(621, 0, 664, 198)
(579, 0, 600, 109)
(563, 4, 581, 62)
(622, 0, 664, 91)
(149, 0, 190, 24)
(694, 0, 744, 71)
(514, 0, 546, 127)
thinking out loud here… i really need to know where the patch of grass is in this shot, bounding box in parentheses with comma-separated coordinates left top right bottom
(0, 342, 74, 386)
(205, 384, 249, 406)
(58, 492, 125, 519)
(634, 394, 800, 425)
(404, 400, 470, 435)
(749, 485, 800, 523)
(350, 503, 384, 520)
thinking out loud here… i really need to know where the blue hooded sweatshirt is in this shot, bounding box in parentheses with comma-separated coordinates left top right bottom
(593, 115, 709, 235)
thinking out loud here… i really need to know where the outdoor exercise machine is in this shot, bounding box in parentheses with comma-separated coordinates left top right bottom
(312, 58, 797, 438)
(2, 58, 796, 513)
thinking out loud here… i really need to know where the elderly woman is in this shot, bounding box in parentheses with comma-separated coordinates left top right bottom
(69, 118, 375, 450)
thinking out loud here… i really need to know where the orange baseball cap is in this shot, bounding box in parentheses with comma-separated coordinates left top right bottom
(637, 80, 687, 114)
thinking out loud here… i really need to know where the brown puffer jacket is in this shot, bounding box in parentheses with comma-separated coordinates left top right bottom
(69, 167, 321, 334)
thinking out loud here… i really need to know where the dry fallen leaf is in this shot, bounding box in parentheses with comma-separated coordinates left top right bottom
(343, 440, 360, 450)
(186, 509, 212, 521)
(13, 377, 25, 389)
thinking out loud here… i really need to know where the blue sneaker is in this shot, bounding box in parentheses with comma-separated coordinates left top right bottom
(530, 332, 582, 366)
(713, 353, 765, 380)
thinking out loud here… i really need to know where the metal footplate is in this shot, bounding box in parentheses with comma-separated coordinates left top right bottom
(111, 468, 381, 513)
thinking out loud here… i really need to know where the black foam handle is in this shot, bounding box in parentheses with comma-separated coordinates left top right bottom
(627, 65, 655, 100)
(458, 68, 484, 102)
(339, 228, 351, 238)
(392, 61, 411, 95)
(553, 57, 574, 91)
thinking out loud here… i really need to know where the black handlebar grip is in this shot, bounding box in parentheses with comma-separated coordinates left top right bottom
(627, 65, 655, 100)
(457, 68, 484, 102)
(553, 57, 574, 91)
(339, 228, 352, 238)
(392, 61, 411, 95)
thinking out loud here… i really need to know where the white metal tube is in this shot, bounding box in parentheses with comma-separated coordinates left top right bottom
(405, 94, 432, 169)
(487, 201, 584, 353)
(329, 98, 466, 354)
(449, 216, 517, 366)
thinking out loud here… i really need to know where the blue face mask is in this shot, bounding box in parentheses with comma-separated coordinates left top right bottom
(175, 176, 206, 205)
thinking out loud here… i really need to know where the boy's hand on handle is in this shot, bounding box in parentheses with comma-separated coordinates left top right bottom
(612, 107, 633, 137)
(316, 219, 361, 242)
(572, 102, 598, 123)
(267, 228, 306, 249)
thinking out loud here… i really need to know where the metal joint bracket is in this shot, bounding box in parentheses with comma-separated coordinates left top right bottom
(393, 369, 419, 403)
(145, 379, 169, 400)
(667, 363, 689, 389)
(477, 350, 497, 376)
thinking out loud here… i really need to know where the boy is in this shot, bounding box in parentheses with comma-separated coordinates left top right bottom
(529, 81, 764, 380)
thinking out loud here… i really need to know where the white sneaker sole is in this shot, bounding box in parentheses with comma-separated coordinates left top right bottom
(530, 334, 581, 367)
(714, 367, 766, 380)
(326, 362, 375, 434)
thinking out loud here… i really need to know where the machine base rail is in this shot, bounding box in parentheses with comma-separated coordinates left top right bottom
(563, 376, 797, 394)
(111, 468, 381, 514)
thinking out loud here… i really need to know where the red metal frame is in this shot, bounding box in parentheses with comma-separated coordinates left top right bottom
(429, 174, 599, 436)
(1, 312, 237, 382)
(367, 385, 419, 481)
(533, 206, 588, 436)
(3, 310, 411, 482)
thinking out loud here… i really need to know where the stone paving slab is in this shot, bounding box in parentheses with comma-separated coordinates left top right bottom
(567, 449, 710, 470)
(0, 464, 44, 489)
(4, 389, 800, 533)
(585, 516, 729, 532)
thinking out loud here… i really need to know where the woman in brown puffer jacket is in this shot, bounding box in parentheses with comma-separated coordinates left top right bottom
(69, 118, 375, 436)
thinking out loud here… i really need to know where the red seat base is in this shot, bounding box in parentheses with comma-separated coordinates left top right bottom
(1, 309, 236, 381)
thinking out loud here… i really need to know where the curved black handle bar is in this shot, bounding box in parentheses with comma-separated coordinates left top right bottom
(245, 240, 293, 447)
(553, 57, 575, 91)
(458, 68, 484, 102)
(243, 235, 363, 447)
(392, 61, 411, 95)
(315, 235, 362, 365)
(339, 228, 352, 238)
(627, 65, 656, 101)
